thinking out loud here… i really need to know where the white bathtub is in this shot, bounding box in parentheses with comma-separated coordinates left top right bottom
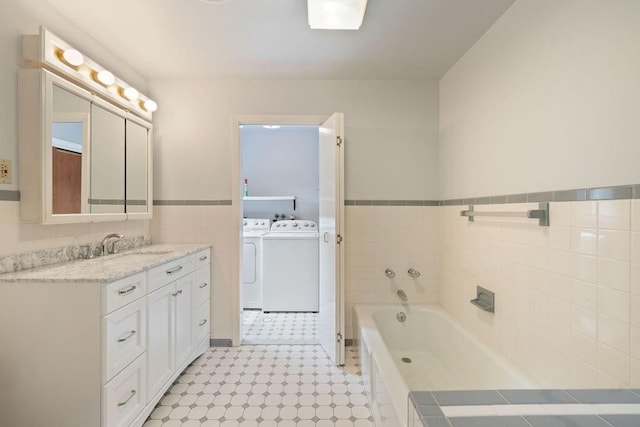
(353, 304, 536, 427)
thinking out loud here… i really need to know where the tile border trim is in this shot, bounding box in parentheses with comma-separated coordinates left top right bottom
(0, 190, 20, 201)
(410, 389, 640, 427)
(346, 183, 640, 207)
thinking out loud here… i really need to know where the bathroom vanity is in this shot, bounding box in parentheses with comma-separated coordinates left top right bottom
(0, 244, 211, 427)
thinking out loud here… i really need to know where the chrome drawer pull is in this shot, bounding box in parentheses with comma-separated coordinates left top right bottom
(166, 265, 183, 275)
(117, 330, 136, 343)
(199, 282, 208, 289)
(117, 389, 136, 407)
(117, 285, 137, 296)
(172, 289, 183, 297)
(199, 255, 208, 261)
(199, 319, 208, 327)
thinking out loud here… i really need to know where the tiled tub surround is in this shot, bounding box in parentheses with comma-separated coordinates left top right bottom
(409, 389, 640, 427)
(440, 200, 640, 389)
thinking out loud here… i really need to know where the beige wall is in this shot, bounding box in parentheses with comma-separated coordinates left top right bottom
(148, 78, 440, 201)
(439, 0, 640, 200)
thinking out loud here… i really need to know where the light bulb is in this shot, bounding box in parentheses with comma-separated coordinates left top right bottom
(62, 49, 84, 67)
(143, 99, 157, 112)
(96, 70, 115, 86)
(122, 87, 139, 101)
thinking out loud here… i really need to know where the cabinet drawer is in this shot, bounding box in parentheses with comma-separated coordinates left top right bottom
(102, 271, 147, 315)
(103, 298, 146, 383)
(148, 255, 194, 292)
(103, 354, 147, 427)
(192, 301, 210, 345)
(194, 248, 211, 269)
(192, 266, 211, 308)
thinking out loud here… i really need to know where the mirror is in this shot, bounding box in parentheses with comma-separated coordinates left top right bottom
(126, 120, 149, 214)
(51, 85, 90, 215)
(27, 70, 153, 223)
(90, 103, 125, 214)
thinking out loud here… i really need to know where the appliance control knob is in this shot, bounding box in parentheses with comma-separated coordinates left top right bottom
(254, 221, 258, 225)
(282, 224, 287, 227)
(292, 223, 298, 227)
(276, 224, 281, 227)
(310, 223, 315, 227)
(243, 221, 247, 226)
(304, 223, 309, 227)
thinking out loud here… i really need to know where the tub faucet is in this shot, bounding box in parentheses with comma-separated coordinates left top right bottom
(101, 233, 124, 256)
(397, 289, 408, 302)
(407, 268, 421, 278)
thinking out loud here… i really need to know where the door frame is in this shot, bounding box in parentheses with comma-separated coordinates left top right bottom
(231, 114, 331, 346)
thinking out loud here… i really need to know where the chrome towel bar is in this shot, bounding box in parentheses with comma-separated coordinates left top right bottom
(460, 202, 549, 226)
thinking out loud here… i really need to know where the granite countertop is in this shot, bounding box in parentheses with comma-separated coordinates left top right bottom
(0, 243, 210, 283)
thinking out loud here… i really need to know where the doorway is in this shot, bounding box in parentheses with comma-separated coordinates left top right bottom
(240, 124, 320, 344)
(231, 114, 345, 365)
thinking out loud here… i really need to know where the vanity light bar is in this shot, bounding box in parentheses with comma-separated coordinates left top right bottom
(22, 27, 157, 120)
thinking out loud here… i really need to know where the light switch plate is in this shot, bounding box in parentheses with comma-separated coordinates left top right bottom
(0, 159, 12, 184)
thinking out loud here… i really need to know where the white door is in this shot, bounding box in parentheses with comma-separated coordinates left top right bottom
(318, 113, 345, 365)
(146, 284, 174, 398)
(175, 275, 194, 368)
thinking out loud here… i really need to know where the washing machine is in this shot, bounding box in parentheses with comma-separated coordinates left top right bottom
(262, 220, 319, 312)
(242, 218, 271, 309)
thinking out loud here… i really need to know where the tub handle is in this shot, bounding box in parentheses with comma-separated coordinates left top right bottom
(384, 268, 396, 279)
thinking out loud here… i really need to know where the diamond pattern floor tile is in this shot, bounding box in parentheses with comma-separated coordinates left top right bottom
(242, 311, 318, 344)
(144, 345, 372, 427)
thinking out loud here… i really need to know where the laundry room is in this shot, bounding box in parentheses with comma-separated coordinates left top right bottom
(240, 124, 321, 344)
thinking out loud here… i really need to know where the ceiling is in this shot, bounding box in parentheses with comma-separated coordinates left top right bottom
(42, 0, 515, 80)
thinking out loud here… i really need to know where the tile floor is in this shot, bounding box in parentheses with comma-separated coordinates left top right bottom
(242, 311, 318, 344)
(143, 344, 374, 427)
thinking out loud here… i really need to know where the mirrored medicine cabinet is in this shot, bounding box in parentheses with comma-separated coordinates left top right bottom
(18, 69, 152, 224)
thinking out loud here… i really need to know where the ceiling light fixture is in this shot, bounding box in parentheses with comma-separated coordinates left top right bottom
(122, 87, 139, 101)
(95, 69, 115, 86)
(61, 48, 84, 67)
(308, 0, 368, 30)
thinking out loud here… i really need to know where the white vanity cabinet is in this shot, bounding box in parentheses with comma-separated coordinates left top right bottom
(0, 245, 211, 427)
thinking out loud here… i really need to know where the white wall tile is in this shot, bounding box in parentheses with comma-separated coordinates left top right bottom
(550, 202, 571, 227)
(598, 230, 631, 262)
(571, 306, 597, 339)
(571, 331, 597, 366)
(549, 226, 571, 251)
(571, 280, 597, 311)
(598, 200, 631, 231)
(571, 201, 597, 228)
(632, 200, 640, 232)
(598, 286, 630, 321)
(597, 344, 630, 386)
(571, 228, 597, 255)
(598, 315, 630, 354)
(570, 254, 597, 283)
(598, 258, 630, 292)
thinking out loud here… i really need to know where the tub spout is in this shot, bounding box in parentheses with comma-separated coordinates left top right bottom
(397, 289, 408, 302)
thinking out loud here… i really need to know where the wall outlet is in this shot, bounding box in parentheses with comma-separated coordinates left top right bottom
(0, 159, 12, 184)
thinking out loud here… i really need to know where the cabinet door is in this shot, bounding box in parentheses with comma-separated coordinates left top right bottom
(146, 284, 174, 399)
(174, 274, 193, 369)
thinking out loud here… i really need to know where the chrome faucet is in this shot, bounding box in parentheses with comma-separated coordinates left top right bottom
(407, 268, 421, 278)
(397, 289, 408, 302)
(101, 233, 124, 256)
